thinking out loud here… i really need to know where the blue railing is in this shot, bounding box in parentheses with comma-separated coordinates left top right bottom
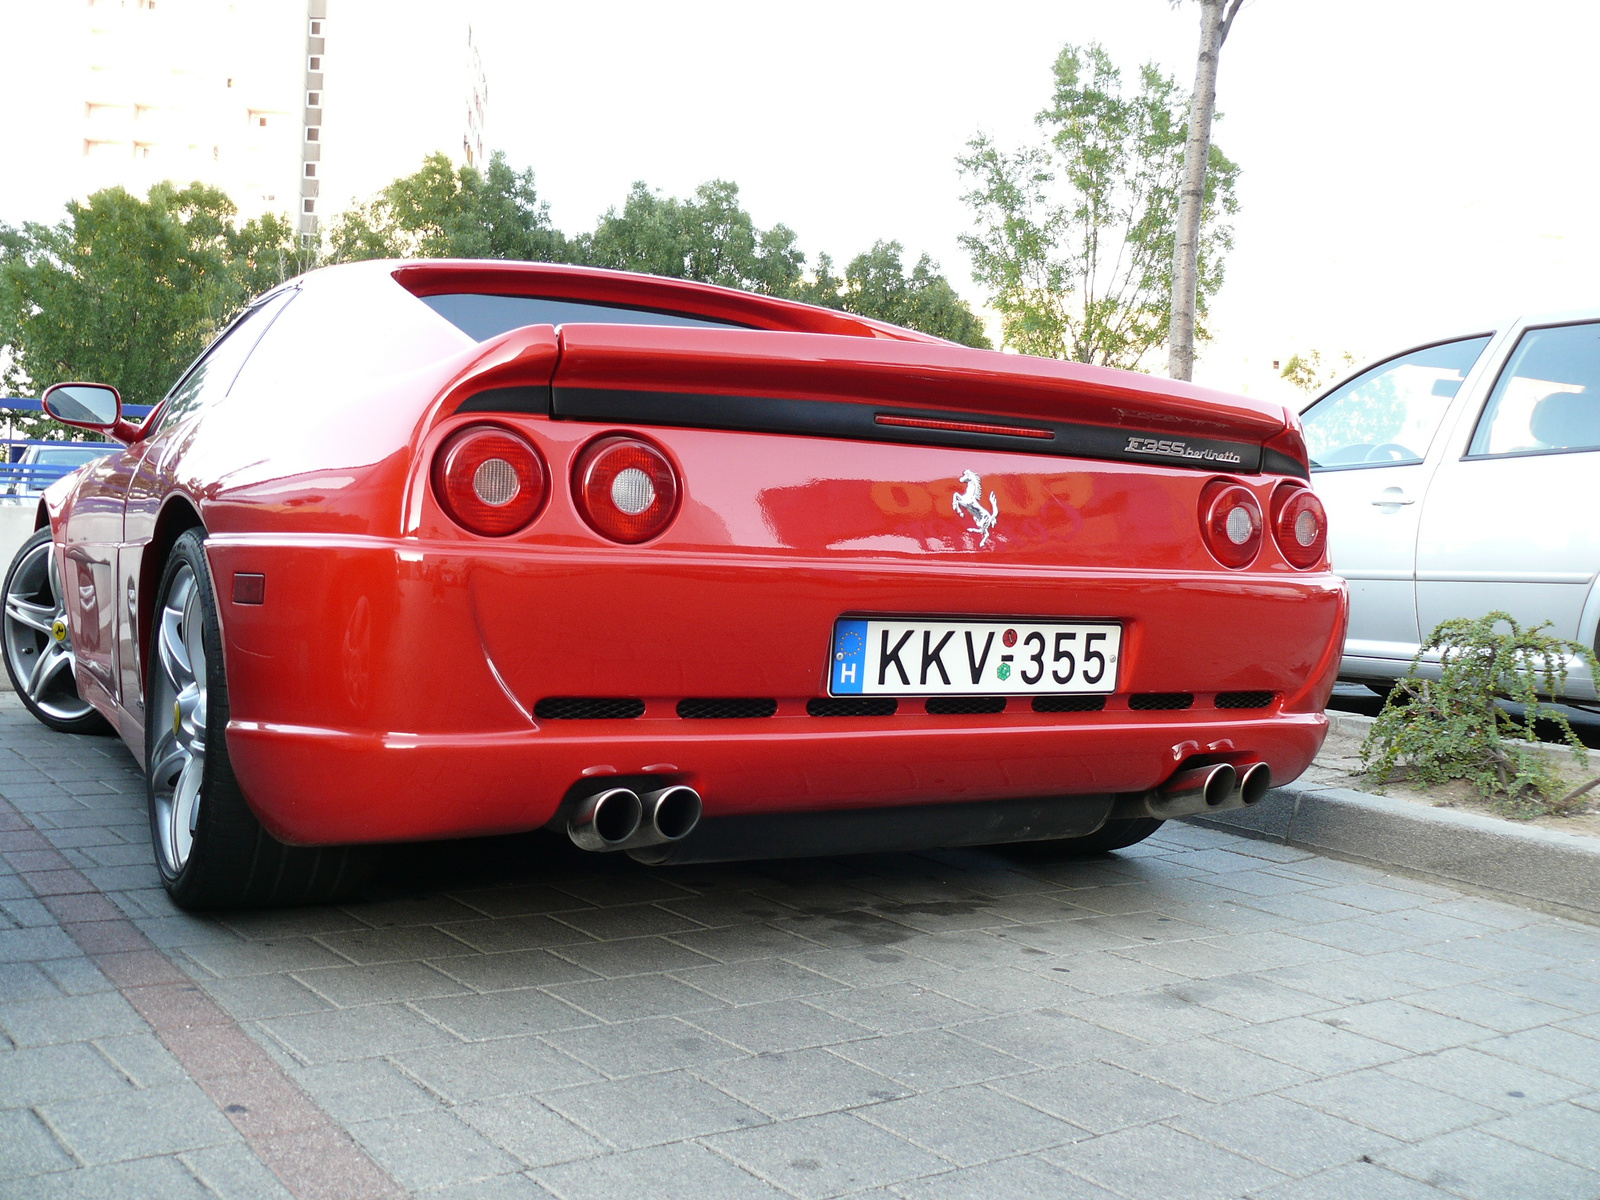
(0, 398, 156, 501)
(0, 397, 155, 419)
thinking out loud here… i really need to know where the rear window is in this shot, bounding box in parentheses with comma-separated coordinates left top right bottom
(420, 293, 746, 342)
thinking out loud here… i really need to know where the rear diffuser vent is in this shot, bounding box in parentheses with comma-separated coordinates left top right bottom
(1032, 695, 1107, 714)
(925, 696, 1008, 715)
(534, 697, 645, 720)
(808, 697, 899, 717)
(677, 698, 778, 720)
(1215, 690, 1274, 710)
(1129, 692, 1195, 711)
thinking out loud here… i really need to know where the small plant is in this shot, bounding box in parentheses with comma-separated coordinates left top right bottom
(1360, 611, 1598, 817)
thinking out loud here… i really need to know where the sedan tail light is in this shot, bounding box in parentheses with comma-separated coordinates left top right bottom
(573, 436, 680, 543)
(1271, 484, 1328, 569)
(1198, 480, 1263, 568)
(432, 425, 547, 536)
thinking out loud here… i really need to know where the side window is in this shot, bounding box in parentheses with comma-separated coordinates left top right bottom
(1300, 336, 1491, 470)
(1468, 322, 1600, 458)
(150, 289, 296, 433)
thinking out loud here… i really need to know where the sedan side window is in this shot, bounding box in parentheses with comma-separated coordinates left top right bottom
(151, 289, 297, 433)
(1468, 322, 1600, 458)
(1300, 337, 1491, 471)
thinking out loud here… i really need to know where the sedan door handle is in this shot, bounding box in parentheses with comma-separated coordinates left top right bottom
(1370, 488, 1415, 506)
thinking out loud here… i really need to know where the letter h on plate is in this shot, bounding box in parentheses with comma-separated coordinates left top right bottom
(832, 619, 868, 694)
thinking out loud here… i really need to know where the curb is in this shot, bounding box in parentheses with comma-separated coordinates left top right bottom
(1191, 777, 1600, 924)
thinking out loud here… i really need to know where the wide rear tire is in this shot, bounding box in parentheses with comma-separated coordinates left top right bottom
(1006, 816, 1165, 860)
(1060, 816, 1165, 855)
(147, 529, 377, 909)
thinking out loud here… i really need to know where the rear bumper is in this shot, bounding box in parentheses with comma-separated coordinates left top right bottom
(206, 535, 1346, 846)
(225, 709, 1328, 845)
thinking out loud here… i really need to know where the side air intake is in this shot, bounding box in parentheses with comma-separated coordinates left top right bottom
(534, 698, 645, 720)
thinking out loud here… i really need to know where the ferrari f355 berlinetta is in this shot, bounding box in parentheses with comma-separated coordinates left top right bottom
(4, 261, 1346, 908)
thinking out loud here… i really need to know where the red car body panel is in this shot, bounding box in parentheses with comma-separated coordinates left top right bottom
(45, 259, 1347, 849)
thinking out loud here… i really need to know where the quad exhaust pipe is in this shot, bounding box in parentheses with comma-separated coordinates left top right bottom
(567, 783, 703, 853)
(568, 759, 1265, 853)
(1112, 760, 1272, 822)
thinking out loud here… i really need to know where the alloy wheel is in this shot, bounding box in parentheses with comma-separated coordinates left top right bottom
(2, 539, 94, 722)
(148, 563, 207, 875)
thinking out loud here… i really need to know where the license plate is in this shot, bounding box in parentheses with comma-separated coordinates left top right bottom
(829, 618, 1121, 696)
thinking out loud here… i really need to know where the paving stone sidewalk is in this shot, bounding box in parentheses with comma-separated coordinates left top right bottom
(1, 694, 1598, 1200)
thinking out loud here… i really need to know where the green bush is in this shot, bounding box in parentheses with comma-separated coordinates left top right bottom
(1360, 611, 1597, 816)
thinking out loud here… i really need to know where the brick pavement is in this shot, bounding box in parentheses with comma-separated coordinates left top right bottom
(0, 693, 1598, 1199)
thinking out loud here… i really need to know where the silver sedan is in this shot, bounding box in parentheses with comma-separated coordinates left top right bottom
(1301, 309, 1600, 700)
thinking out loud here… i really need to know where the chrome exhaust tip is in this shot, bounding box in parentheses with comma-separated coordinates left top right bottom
(1168, 762, 1238, 809)
(643, 785, 702, 843)
(1137, 763, 1238, 819)
(567, 786, 643, 852)
(1237, 762, 1272, 807)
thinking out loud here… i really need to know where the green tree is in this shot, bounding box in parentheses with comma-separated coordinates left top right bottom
(0, 182, 305, 421)
(577, 179, 804, 297)
(1280, 349, 1357, 394)
(332, 158, 989, 346)
(328, 151, 568, 263)
(578, 182, 988, 344)
(958, 43, 1238, 370)
(797, 242, 990, 348)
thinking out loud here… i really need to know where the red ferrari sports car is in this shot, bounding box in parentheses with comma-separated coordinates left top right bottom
(4, 260, 1345, 908)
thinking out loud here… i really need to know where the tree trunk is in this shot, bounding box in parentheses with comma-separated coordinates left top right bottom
(1167, 0, 1235, 382)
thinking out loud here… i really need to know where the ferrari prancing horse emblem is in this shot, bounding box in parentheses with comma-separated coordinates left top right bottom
(952, 470, 999, 547)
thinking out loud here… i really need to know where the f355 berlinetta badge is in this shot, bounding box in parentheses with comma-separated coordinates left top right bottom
(952, 470, 999, 546)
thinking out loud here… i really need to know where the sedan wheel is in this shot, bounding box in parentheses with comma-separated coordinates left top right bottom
(148, 529, 378, 909)
(1, 528, 109, 734)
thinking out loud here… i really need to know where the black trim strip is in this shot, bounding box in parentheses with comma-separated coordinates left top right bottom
(455, 385, 551, 415)
(549, 387, 1270, 474)
(1262, 447, 1310, 477)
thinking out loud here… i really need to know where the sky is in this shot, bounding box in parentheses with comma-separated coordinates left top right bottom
(4, 0, 1597, 400)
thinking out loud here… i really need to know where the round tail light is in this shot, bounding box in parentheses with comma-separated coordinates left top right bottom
(1198, 481, 1263, 568)
(1271, 484, 1328, 569)
(432, 425, 547, 536)
(573, 436, 680, 543)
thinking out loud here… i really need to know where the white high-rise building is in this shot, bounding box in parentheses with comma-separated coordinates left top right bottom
(58, 0, 488, 240)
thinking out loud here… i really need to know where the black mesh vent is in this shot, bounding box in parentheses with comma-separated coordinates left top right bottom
(1215, 690, 1274, 710)
(534, 697, 645, 720)
(807, 697, 899, 717)
(1128, 692, 1195, 711)
(1032, 695, 1107, 713)
(925, 696, 1008, 715)
(677, 698, 778, 720)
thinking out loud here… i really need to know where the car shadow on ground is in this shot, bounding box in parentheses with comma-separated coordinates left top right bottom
(363, 824, 1102, 916)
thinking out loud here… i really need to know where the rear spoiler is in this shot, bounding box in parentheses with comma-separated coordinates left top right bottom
(438, 323, 1309, 478)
